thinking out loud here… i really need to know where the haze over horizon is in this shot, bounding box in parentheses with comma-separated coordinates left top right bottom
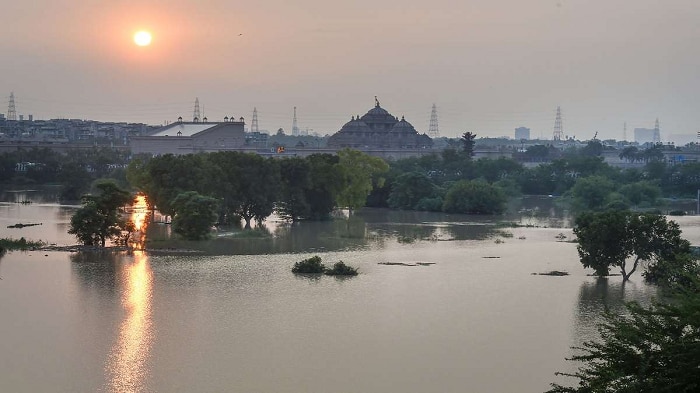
(1, 0, 698, 141)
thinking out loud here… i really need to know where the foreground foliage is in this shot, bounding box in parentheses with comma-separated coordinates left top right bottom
(548, 286, 700, 393)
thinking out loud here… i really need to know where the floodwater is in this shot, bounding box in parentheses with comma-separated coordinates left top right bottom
(1, 189, 698, 393)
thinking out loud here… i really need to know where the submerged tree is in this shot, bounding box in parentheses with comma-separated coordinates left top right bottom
(68, 180, 132, 247)
(171, 191, 219, 240)
(442, 179, 506, 214)
(335, 149, 389, 213)
(574, 211, 691, 281)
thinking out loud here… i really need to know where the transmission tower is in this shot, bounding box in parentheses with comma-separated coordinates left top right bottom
(653, 118, 661, 143)
(193, 97, 201, 122)
(553, 106, 563, 141)
(251, 107, 259, 133)
(7, 92, 17, 121)
(428, 103, 439, 137)
(292, 106, 300, 136)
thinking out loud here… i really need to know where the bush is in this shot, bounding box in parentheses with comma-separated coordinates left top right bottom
(442, 179, 506, 214)
(325, 261, 359, 276)
(292, 255, 326, 274)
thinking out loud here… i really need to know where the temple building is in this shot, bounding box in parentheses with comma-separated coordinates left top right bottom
(327, 99, 432, 150)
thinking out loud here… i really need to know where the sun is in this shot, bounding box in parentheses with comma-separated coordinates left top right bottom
(133, 31, 152, 47)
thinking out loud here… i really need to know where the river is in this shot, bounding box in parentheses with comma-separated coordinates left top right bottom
(1, 188, 698, 392)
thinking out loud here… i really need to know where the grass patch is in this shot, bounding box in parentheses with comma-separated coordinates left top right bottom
(0, 237, 45, 251)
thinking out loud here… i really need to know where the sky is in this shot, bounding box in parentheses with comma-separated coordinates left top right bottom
(1, 0, 699, 141)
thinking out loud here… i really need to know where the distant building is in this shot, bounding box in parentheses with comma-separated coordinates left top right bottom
(245, 131, 269, 147)
(634, 128, 657, 144)
(514, 127, 530, 140)
(130, 118, 245, 155)
(327, 99, 432, 149)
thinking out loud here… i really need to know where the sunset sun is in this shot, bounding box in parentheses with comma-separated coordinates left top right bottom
(133, 31, 152, 46)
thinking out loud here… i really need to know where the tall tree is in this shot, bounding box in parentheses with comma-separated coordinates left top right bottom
(68, 180, 132, 247)
(387, 171, 437, 210)
(277, 157, 312, 221)
(461, 132, 477, 158)
(233, 153, 280, 228)
(574, 211, 691, 281)
(569, 175, 617, 211)
(305, 153, 344, 220)
(442, 179, 506, 214)
(335, 149, 389, 213)
(171, 191, 219, 240)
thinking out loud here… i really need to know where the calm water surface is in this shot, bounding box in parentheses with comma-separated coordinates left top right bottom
(1, 189, 697, 392)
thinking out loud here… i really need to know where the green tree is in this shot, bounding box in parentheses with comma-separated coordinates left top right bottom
(442, 179, 506, 214)
(619, 181, 661, 207)
(305, 153, 344, 220)
(171, 191, 219, 240)
(387, 171, 437, 210)
(569, 176, 616, 211)
(548, 287, 700, 393)
(277, 157, 312, 221)
(574, 211, 691, 281)
(461, 132, 477, 158)
(336, 149, 389, 213)
(68, 180, 132, 247)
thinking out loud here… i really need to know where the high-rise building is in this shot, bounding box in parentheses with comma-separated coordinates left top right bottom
(515, 127, 530, 140)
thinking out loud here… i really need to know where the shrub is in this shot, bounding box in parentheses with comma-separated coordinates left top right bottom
(292, 255, 326, 274)
(325, 261, 359, 276)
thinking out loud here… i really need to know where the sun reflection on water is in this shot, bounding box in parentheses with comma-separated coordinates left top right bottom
(129, 194, 150, 250)
(106, 194, 154, 392)
(106, 250, 153, 392)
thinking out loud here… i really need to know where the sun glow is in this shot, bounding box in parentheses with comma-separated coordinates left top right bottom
(133, 31, 152, 46)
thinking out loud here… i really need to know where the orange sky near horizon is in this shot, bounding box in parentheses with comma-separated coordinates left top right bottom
(2, 0, 699, 140)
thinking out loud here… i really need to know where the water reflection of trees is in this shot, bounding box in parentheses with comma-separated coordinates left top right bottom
(140, 207, 512, 255)
(70, 250, 122, 294)
(573, 278, 658, 345)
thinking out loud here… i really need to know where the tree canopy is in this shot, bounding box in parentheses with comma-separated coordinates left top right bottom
(335, 149, 389, 212)
(574, 211, 691, 281)
(442, 179, 506, 214)
(68, 180, 132, 247)
(171, 191, 219, 240)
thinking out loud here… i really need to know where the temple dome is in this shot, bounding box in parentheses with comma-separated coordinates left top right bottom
(338, 118, 371, 133)
(390, 117, 417, 134)
(360, 104, 398, 127)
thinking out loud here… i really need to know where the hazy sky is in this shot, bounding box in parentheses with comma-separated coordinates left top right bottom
(1, 0, 698, 140)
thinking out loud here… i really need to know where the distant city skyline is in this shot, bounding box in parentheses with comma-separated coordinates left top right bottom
(2, 0, 698, 141)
